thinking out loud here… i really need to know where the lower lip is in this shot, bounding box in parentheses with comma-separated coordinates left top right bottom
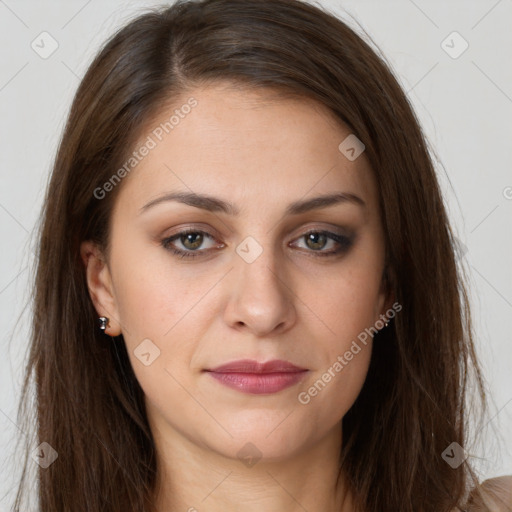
(206, 371, 308, 394)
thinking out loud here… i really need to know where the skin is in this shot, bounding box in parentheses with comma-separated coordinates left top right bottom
(81, 82, 394, 512)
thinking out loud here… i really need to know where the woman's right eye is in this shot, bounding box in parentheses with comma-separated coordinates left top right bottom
(161, 229, 221, 259)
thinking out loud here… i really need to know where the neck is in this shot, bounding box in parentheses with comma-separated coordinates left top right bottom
(151, 422, 356, 512)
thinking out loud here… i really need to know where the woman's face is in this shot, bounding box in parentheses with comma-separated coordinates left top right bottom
(83, 83, 392, 462)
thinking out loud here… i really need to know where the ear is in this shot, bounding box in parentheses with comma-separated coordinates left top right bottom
(80, 241, 122, 336)
(375, 264, 397, 325)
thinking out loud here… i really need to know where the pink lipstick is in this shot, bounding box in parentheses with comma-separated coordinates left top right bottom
(204, 359, 308, 394)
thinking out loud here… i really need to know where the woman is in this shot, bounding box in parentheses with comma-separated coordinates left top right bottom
(12, 0, 511, 511)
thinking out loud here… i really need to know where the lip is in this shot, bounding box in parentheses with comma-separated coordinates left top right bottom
(208, 359, 307, 373)
(204, 359, 309, 395)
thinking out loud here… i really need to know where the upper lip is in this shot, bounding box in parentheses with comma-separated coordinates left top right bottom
(206, 359, 307, 373)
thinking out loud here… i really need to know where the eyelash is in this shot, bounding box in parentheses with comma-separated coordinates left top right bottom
(161, 228, 354, 260)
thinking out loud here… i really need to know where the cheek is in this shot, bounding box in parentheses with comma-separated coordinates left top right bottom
(297, 256, 383, 414)
(308, 262, 384, 345)
(306, 347, 372, 428)
(115, 272, 173, 341)
(109, 233, 194, 340)
(108, 235, 208, 387)
(297, 291, 376, 425)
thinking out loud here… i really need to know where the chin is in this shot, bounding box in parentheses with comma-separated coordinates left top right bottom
(205, 418, 314, 463)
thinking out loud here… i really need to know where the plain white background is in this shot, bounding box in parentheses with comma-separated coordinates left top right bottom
(0, 0, 511, 509)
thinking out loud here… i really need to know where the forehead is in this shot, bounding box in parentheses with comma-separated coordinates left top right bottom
(114, 83, 378, 220)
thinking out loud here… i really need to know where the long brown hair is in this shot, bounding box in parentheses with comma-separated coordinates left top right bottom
(13, 0, 488, 510)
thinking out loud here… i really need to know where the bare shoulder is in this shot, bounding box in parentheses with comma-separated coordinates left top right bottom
(459, 476, 512, 512)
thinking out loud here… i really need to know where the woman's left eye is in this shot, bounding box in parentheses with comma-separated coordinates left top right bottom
(290, 230, 353, 256)
(161, 229, 353, 259)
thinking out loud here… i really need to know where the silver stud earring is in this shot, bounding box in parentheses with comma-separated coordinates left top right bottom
(98, 316, 109, 331)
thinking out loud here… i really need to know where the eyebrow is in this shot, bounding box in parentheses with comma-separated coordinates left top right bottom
(139, 191, 366, 216)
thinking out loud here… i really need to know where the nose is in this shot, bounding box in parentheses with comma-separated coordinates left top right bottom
(223, 239, 297, 337)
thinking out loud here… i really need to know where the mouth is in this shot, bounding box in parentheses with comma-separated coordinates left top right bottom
(203, 359, 309, 395)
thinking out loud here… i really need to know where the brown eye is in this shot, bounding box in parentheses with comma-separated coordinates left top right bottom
(304, 232, 328, 250)
(181, 232, 204, 250)
(161, 229, 221, 259)
(291, 230, 354, 257)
